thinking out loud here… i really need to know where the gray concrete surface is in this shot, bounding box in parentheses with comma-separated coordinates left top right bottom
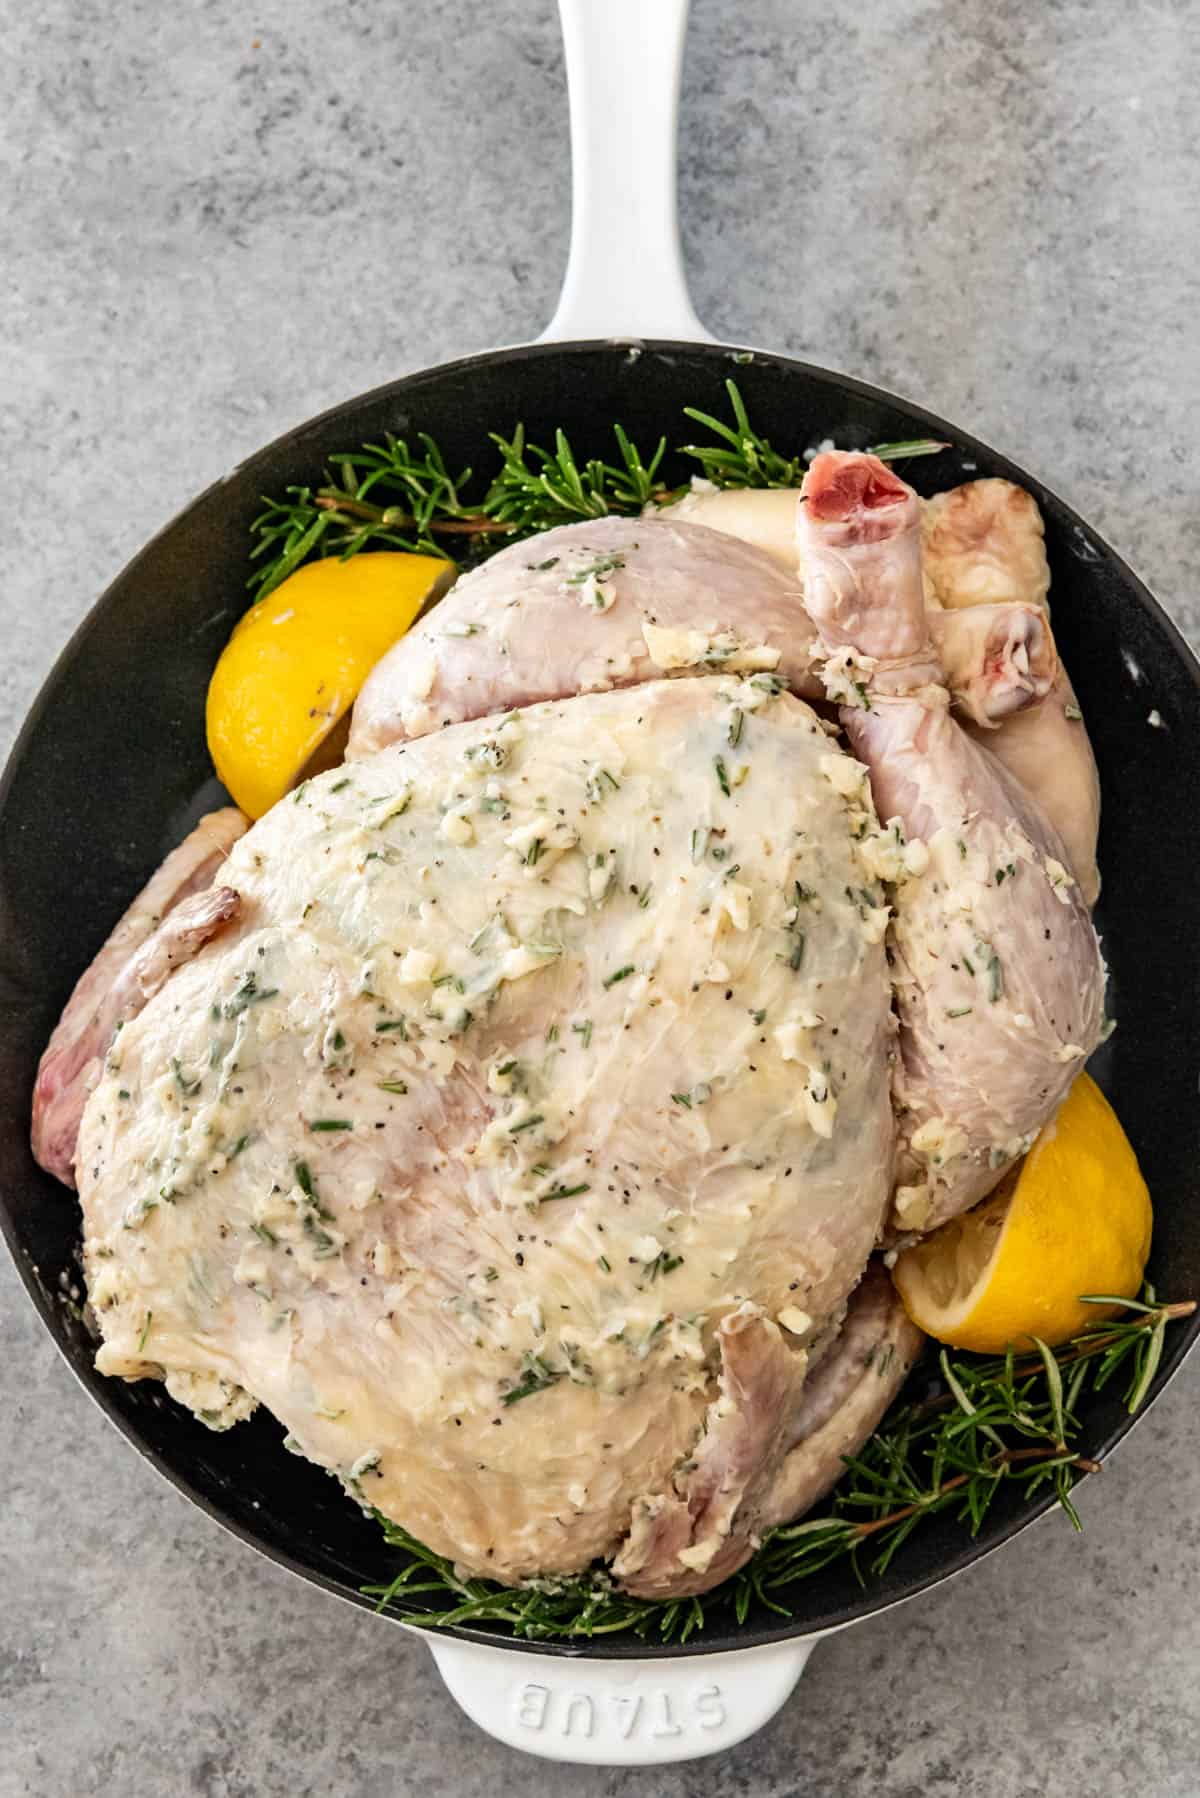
(3, 1, 1199, 1792)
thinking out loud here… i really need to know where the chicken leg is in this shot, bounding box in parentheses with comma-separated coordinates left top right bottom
(799, 453, 1107, 1232)
(615, 1263, 923, 1597)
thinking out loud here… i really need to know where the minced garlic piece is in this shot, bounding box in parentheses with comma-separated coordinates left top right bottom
(910, 1117, 969, 1167)
(440, 805, 475, 846)
(820, 753, 870, 799)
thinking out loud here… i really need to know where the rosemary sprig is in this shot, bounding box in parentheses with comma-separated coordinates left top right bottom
(482, 422, 674, 533)
(680, 379, 948, 489)
(681, 380, 809, 487)
(362, 1291, 1194, 1645)
(247, 383, 948, 600)
(247, 433, 497, 599)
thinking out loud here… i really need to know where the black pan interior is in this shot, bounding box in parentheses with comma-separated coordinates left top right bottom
(3, 341, 1199, 1658)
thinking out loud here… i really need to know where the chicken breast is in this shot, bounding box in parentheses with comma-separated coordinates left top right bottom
(78, 678, 897, 1589)
(347, 515, 822, 757)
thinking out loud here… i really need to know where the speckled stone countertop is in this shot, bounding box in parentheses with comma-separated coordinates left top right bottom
(4, 2, 1200, 1793)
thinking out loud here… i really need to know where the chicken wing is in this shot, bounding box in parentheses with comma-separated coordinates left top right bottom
(923, 479, 1101, 903)
(32, 809, 248, 1186)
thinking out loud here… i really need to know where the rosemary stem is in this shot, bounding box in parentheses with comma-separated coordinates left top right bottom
(422, 516, 514, 537)
(313, 492, 510, 536)
(852, 1445, 1102, 1540)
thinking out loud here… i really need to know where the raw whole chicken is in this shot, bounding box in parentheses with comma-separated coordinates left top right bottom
(33, 453, 1107, 1600)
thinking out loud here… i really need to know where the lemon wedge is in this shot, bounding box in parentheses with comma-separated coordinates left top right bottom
(893, 1073, 1152, 1351)
(207, 551, 453, 817)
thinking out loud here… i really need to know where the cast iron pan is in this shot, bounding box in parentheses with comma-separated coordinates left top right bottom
(3, 338, 1200, 1660)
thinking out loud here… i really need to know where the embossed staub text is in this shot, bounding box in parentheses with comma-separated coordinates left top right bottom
(513, 1681, 728, 1742)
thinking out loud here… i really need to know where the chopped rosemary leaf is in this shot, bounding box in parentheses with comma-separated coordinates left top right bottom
(136, 1312, 153, 1353)
(566, 553, 626, 586)
(603, 964, 635, 989)
(501, 1354, 563, 1406)
(541, 1182, 590, 1203)
(637, 884, 653, 910)
(331, 777, 351, 793)
(585, 767, 621, 803)
(984, 946, 1004, 1002)
(597, 1255, 611, 1273)
(171, 1057, 201, 1098)
(714, 756, 731, 797)
(309, 1118, 353, 1132)
(671, 1092, 693, 1108)
(727, 708, 744, 748)
(223, 972, 279, 1018)
(572, 1019, 594, 1048)
(376, 1018, 408, 1036)
(378, 1080, 408, 1095)
(509, 1113, 545, 1135)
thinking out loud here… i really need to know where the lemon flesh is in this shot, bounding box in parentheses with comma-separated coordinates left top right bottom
(207, 551, 453, 818)
(893, 1072, 1152, 1351)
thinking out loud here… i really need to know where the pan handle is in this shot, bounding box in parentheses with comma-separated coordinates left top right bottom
(423, 1632, 819, 1765)
(539, 0, 713, 343)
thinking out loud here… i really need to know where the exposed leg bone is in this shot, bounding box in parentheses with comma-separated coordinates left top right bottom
(930, 602, 1056, 727)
